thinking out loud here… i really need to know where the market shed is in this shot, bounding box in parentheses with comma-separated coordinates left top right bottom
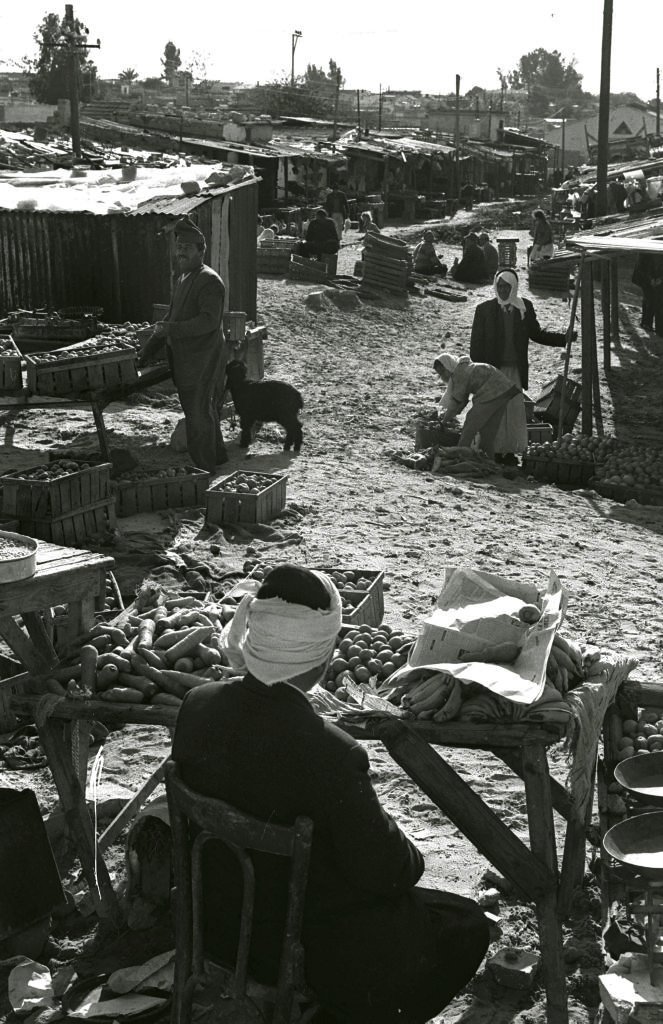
(0, 174, 259, 322)
(560, 208, 663, 435)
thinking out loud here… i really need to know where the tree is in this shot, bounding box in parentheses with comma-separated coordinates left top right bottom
(161, 41, 181, 85)
(508, 48, 583, 115)
(119, 67, 138, 82)
(28, 11, 98, 104)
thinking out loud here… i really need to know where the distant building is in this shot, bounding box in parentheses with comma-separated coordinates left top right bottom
(543, 103, 659, 167)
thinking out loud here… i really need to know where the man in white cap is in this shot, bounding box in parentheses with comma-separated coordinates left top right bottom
(173, 564, 489, 1024)
(140, 216, 229, 470)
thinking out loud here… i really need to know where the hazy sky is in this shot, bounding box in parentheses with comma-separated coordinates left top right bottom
(0, 1, 660, 104)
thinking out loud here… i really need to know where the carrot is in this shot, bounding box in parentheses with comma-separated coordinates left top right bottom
(153, 628, 182, 650)
(96, 664, 120, 691)
(49, 663, 82, 682)
(99, 686, 145, 704)
(164, 626, 213, 664)
(153, 606, 169, 634)
(117, 673, 158, 700)
(164, 596, 203, 610)
(45, 677, 67, 696)
(137, 618, 156, 650)
(197, 642, 222, 667)
(150, 692, 183, 707)
(173, 657, 195, 673)
(89, 624, 128, 646)
(87, 635, 112, 653)
(159, 668, 212, 691)
(80, 645, 98, 692)
(136, 646, 168, 669)
(98, 652, 132, 673)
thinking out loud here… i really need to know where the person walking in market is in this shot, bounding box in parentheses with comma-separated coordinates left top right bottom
(139, 217, 229, 472)
(632, 251, 663, 336)
(434, 352, 527, 461)
(470, 268, 568, 463)
(172, 564, 490, 1024)
(324, 182, 350, 241)
(529, 209, 555, 264)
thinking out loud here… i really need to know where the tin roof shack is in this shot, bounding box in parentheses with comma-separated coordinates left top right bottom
(0, 171, 259, 322)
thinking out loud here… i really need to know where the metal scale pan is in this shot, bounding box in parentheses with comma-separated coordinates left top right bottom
(614, 751, 663, 808)
(603, 811, 663, 880)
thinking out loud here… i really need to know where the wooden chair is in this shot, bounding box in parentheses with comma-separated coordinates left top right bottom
(165, 760, 316, 1024)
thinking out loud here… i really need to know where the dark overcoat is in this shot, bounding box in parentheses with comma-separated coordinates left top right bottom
(172, 675, 488, 1024)
(470, 296, 566, 389)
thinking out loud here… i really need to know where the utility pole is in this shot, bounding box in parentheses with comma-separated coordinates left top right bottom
(378, 83, 383, 131)
(46, 4, 100, 159)
(356, 89, 361, 134)
(487, 102, 492, 140)
(657, 67, 661, 137)
(454, 74, 461, 199)
(561, 114, 566, 178)
(596, 0, 613, 216)
(290, 30, 302, 88)
(331, 69, 341, 142)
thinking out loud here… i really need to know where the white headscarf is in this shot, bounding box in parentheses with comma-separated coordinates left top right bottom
(494, 269, 527, 320)
(220, 570, 342, 685)
(434, 352, 459, 375)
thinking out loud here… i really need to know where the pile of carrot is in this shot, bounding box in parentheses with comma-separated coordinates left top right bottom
(68, 596, 239, 707)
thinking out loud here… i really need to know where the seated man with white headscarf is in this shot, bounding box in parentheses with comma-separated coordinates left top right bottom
(172, 564, 489, 1024)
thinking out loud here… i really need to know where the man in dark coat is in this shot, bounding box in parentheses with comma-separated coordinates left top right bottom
(172, 565, 489, 1024)
(141, 216, 228, 471)
(300, 208, 341, 258)
(470, 268, 567, 390)
(324, 185, 350, 240)
(632, 251, 663, 336)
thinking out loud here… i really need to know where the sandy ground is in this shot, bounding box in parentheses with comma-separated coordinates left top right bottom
(2, 201, 663, 1023)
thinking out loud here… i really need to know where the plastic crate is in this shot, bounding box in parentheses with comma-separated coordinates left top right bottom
(206, 472, 287, 525)
(111, 467, 210, 517)
(1, 459, 112, 519)
(0, 336, 22, 392)
(522, 455, 594, 487)
(25, 341, 138, 397)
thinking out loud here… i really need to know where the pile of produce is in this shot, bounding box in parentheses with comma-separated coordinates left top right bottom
(615, 711, 663, 760)
(526, 432, 616, 463)
(6, 458, 95, 481)
(113, 466, 204, 483)
(591, 441, 663, 492)
(216, 472, 274, 494)
(30, 336, 136, 364)
(54, 594, 242, 707)
(0, 534, 34, 559)
(323, 624, 413, 699)
(0, 337, 18, 356)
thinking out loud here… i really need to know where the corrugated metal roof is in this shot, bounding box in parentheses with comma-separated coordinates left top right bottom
(567, 207, 663, 254)
(570, 235, 663, 253)
(133, 176, 258, 216)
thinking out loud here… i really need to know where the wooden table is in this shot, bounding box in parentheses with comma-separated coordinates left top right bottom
(336, 713, 591, 1024)
(0, 366, 172, 462)
(0, 542, 116, 917)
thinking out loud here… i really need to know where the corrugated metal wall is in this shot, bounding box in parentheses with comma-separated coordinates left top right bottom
(0, 179, 258, 323)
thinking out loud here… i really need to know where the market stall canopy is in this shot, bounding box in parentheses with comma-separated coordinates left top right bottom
(567, 208, 663, 254)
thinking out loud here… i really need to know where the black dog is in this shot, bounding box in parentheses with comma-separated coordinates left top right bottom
(225, 360, 304, 452)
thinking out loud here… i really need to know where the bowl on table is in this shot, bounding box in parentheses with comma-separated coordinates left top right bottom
(603, 810, 663, 880)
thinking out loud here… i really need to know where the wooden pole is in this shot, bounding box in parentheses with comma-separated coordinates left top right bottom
(558, 253, 584, 440)
(596, 0, 613, 216)
(610, 258, 619, 345)
(454, 74, 461, 199)
(657, 67, 661, 138)
(601, 259, 612, 371)
(581, 260, 594, 435)
(590, 271, 604, 436)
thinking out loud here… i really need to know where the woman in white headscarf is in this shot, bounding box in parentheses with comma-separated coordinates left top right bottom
(470, 268, 568, 463)
(433, 351, 526, 459)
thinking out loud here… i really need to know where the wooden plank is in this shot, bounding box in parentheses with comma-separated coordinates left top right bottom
(609, 259, 619, 348)
(12, 694, 179, 728)
(348, 716, 556, 900)
(98, 756, 169, 853)
(341, 716, 566, 748)
(0, 614, 45, 674)
(620, 680, 663, 708)
(0, 559, 113, 617)
(601, 261, 611, 372)
(37, 716, 121, 923)
(521, 745, 568, 1024)
(497, 749, 574, 821)
(21, 611, 59, 670)
(581, 261, 594, 436)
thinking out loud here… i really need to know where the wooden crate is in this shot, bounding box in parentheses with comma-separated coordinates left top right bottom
(527, 423, 554, 444)
(0, 336, 22, 392)
(111, 467, 210, 517)
(206, 472, 287, 525)
(256, 250, 291, 276)
(533, 376, 582, 433)
(415, 422, 461, 450)
(1, 460, 112, 519)
(288, 255, 330, 283)
(25, 342, 138, 396)
(13, 317, 95, 344)
(329, 569, 385, 628)
(19, 498, 116, 547)
(522, 454, 594, 487)
(590, 478, 663, 506)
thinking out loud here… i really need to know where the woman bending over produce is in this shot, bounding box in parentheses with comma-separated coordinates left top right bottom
(434, 351, 528, 462)
(173, 564, 489, 1024)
